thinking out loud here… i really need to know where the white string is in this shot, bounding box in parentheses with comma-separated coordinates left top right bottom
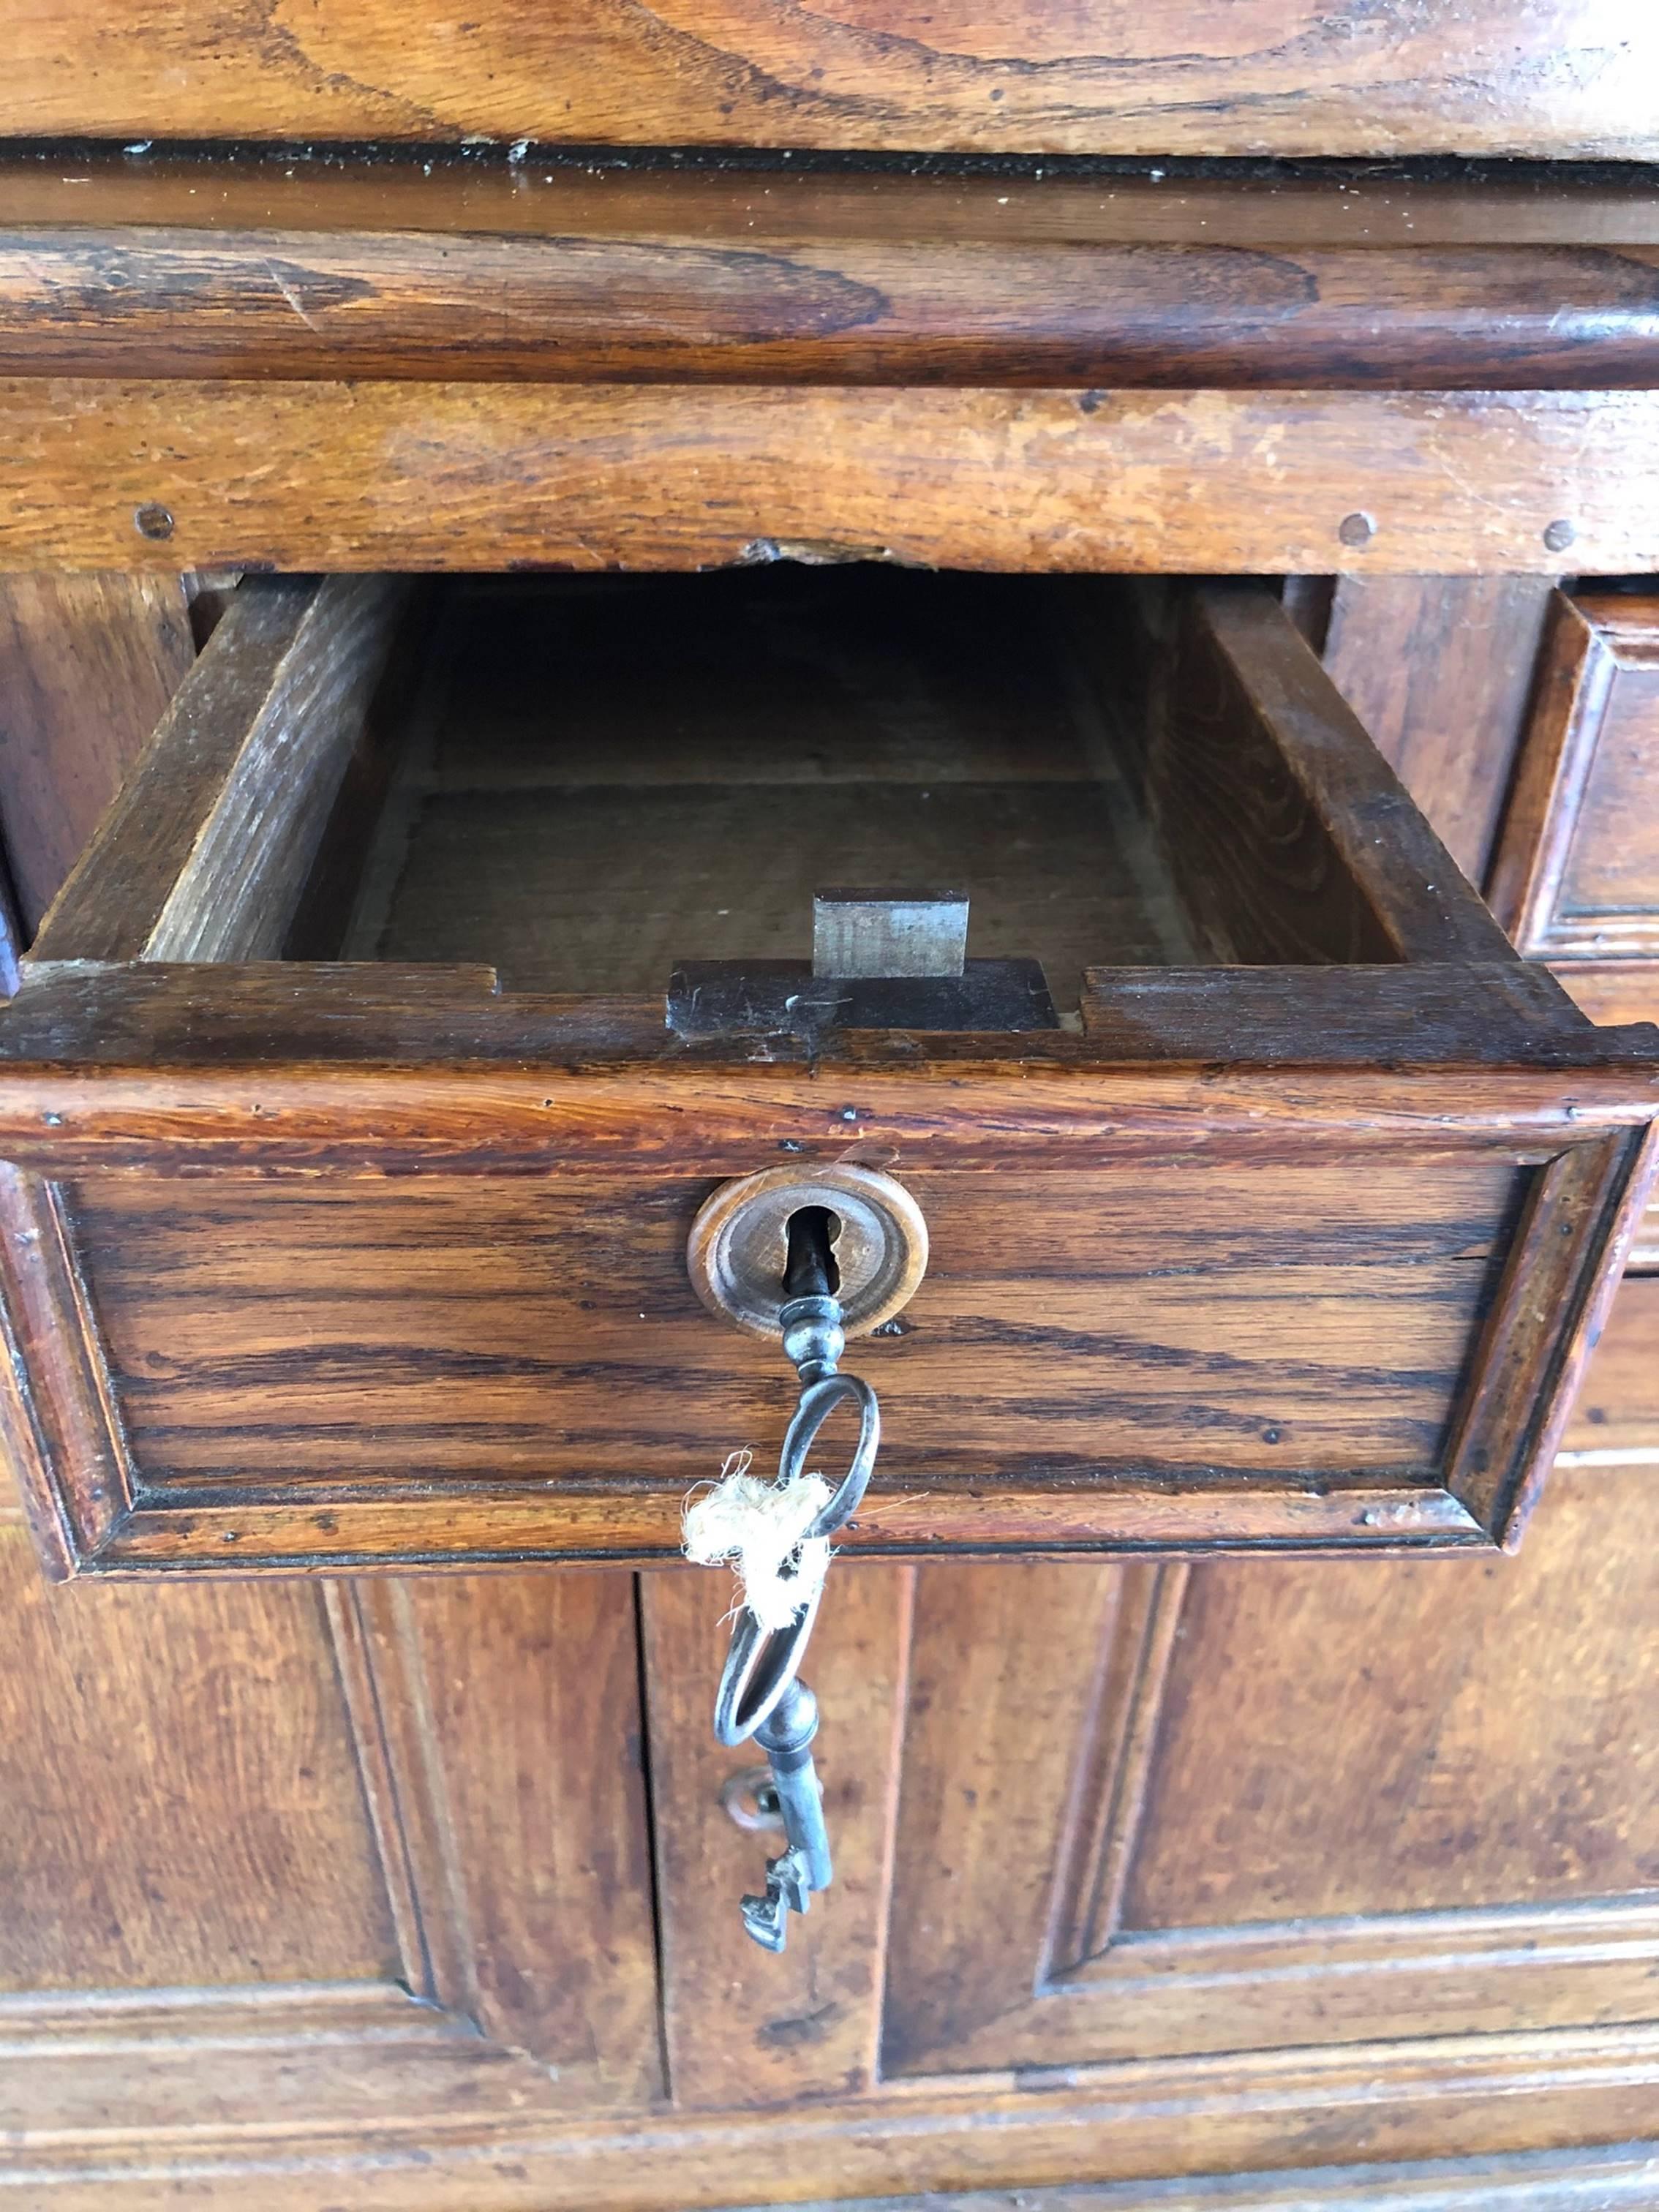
(682, 1449, 833, 1633)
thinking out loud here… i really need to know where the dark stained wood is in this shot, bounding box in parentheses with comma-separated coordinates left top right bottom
(1321, 576, 1558, 887)
(5, 383, 1659, 576)
(1155, 586, 1524, 966)
(6, 222, 1659, 388)
(31, 576, 409, 964)
(4, 4, 1657, 154)
(0, 573, 194, 933)
(10, 156, 1659, 252)
(1489, 591, 1659, 960)
(1078, 965, 1639, 1065)
(0, 858, 21, 996)
(1445, 1126, 1658, 1547)
(351, 570, 1191, 1005)
(3, 958, 1654, 1072)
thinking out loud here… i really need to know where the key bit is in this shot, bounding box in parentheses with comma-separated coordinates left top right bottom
(741, 1847, 815, 1952)
(739, 1677, 832, 1952)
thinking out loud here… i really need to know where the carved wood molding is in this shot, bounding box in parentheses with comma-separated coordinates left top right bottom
(6, 1129, 1650, 1577)
(323, 1580, 485, 2030)
(7, 2023, 1659, 2203)
(886, 1554, 1659, 2080)
(1046, 1560, 1191, 1976)
(1491, 594, 1659, 963)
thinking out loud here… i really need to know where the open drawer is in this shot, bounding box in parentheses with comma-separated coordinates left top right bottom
(1, 568, 1655, 1579)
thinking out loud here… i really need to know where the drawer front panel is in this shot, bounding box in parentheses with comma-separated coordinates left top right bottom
(6, 1147, 1541, 1573)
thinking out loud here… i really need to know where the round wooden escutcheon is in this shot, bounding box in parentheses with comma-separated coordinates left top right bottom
(687, 1165, 928, 1342)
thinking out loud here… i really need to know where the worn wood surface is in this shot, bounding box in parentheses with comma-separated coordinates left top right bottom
(0, 1523, 392, 1992)
(73, 1154, 1513, 1488)
(350, 571, 1191, 1005)
(643, 1563, 911, 2109)
(323, 1573, 661, 2103)
(0, 574, 194, 933)
(10, 2034, 1659, 2205)
(1156, 587, 1522, 966)
(881, 1467, 1659, 2078)
(1, 958, 1649, 1075)
(4, 4, 1658, 154)
(1560, 1274, 1659, 1464)
(6, 218, 1659, 390)
(2, 342, 1659, 2206)
(31, 576, 407, 964)
(4, 383, 1659, 576)
(1445, 1126, 1659, 1549)
(12, 155, 1659, 251)
(1322, 577, 1558, 887)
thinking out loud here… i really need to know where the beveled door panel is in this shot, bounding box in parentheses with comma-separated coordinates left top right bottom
(0, 1500, 663, 2148)
(881, 1467, 1659, 2077)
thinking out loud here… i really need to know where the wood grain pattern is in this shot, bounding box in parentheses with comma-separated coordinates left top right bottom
(1558, 1274, 1659, 1464)
(884, 1562, 1122, 2067)
(1445, 1125, 1658, 1546)
(1127, 1464, 1659, 1933)
(6, 383, 1659, 576)
(1321, 577, 1558, 887)
(4, 2, 1658, 154)
(0, 1164, 131, 1576)
(1156, 587, 1522, 966)
(642, 1562, 911, 2109)
(2, 959, 1650, 1077)
(326, 1574, 661, 2103)
(1489, 592, 1659, 961)
(0, 573, 193, 933)
(881, 1469, 1659, 2077)
(1046, 1562, 1191, 1972)
(7, 222, 1659, 390)
(31, 575, 408, 964)
(56, 1154, 1519, 1512)
(14, 155, 1659, 250)
(352, 568, 1191, 1005)
(10, 2030, 1659, 2205)
(0, 1524, 394, 1993)
(1078, 965, 1628, 1064)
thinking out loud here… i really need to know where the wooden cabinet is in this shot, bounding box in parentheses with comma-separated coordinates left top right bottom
(3, 570, 1652, 1579)
(1, 102, 1658, 2210)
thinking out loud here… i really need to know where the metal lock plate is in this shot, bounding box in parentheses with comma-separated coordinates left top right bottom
(685, 1165, 928, 1341)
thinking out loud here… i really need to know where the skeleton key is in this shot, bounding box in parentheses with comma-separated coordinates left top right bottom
(710, 1208, 881, 1953)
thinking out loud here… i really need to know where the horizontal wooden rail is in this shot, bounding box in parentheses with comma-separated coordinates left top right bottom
(3, 158, 1659, 388)
(4, 382, 1659, 574)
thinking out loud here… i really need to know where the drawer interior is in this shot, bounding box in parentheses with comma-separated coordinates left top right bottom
(334, 568, 1193, 1014)
(28, 561, 1540, 1020)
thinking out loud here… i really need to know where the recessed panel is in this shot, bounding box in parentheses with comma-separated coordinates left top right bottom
(69, 1152, 1527, 1513)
